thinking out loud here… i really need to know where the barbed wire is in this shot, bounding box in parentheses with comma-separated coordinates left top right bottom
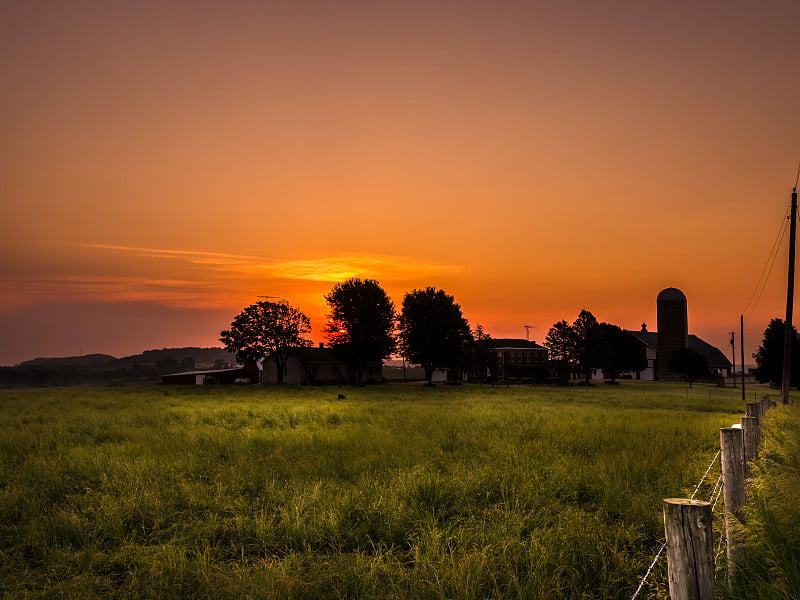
(630, 450, 721, 600)
(710, 474, 724, 511)
(630, 542, 667, 600)
(691, 450, 721, 500)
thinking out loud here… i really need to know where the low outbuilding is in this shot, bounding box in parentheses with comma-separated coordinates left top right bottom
(161, 363, 260, 385)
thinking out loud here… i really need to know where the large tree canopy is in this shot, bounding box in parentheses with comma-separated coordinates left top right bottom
(545, 319, 577, 368)
(324, 278, 396, 386)
(399, 287, 472, 385)
(597, 323, 646, 382)
(753, 318, 800, 386)
(467, 324, 497, 385)
(573, 310, 602, 383)
(219, 300, 312, 384)
(546, 316, 645, 383)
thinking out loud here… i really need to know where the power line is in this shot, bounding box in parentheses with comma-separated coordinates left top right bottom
(743, 204, 791, 319)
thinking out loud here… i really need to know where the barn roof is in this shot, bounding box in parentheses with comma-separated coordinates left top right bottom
(486, 338, 547, 350)
(687, 335, 732, 369)
(162, 366, 249, 377)
(626, 330, 731, 369)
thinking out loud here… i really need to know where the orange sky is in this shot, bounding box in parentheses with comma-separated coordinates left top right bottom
(2, 1, 799, 365)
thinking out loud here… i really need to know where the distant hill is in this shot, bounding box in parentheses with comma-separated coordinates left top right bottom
(3, 347, 238, 388)
(15, 348, 235, 370)
(17, 353, 118, 369)
(117, 347, 235, 368)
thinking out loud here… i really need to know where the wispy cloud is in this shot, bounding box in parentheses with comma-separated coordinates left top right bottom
(76, 243, 259, 265)
(4, 274, 236, 307)
(76, 243, 462, 283)
(0, 243, 466, 311)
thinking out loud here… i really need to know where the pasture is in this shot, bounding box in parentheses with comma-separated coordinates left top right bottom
(0, 383, 775, 599)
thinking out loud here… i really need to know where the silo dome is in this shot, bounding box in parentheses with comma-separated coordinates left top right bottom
(657, 287, 687, 303)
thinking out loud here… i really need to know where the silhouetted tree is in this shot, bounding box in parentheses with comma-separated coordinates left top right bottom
(399, 287, 472, 385)
(180, 356, 196, 370)
(669, 347, 710, 387)
(545, 319, 578, 381)
(753, 318, 800, 386)
(324, 278, 396, 386)
(573, 310, 602, 383)
(467, 324, 498, 384)
(598, 323, 646, 383)
(220, 300, 312, 385)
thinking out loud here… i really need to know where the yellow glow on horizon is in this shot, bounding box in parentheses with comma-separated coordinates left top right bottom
(4, 244, 464, 313)
(254, 256, 463, 283)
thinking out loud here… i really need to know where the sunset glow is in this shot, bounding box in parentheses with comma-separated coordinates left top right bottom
(2, 1, 799, 365)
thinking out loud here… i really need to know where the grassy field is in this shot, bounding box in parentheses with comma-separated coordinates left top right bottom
(0, 382, 788, 599)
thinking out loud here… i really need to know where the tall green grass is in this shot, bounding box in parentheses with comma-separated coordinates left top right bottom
(0, 383, 750, 598)
(718, 402, 800, 600)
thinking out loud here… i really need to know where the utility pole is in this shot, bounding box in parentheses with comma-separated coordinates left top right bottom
(782, 185, 798, 405)
(741, 315, 745, 404)
(730, 331, 736, 388)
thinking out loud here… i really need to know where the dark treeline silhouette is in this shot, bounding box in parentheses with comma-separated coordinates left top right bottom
(544, 310, 647, 384)
(753, 318, 800, 387)
(0, 347, 235, 388)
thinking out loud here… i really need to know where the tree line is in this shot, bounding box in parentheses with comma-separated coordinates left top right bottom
(221, 278, 476, 386)
(221, 278, 799, 387)
(220, 278, 672, 386)
(545, 310, 647, 384)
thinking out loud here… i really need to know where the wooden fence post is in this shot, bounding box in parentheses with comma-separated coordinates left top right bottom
(663, 499, 715, 600)
(720, 426, 746, 570)
(760, 395, 770, 415)
(745, 403, 761, 446)
(740, 416, 758, 480)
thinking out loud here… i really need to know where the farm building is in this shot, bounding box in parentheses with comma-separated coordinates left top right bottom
(620, 288, 732, 381)
(486, 338, 549, 383)
(262, 344, 382, 385)
(161, 363, 260, 385)
(625, 325, 732, 381)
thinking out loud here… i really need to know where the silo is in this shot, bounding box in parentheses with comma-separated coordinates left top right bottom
(656, 287, 688, 380)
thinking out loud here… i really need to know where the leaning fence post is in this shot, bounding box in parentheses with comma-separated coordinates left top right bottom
(663, 499, 715, 600)
(720, 426, 746, 571)
(740, 416, 758, 480)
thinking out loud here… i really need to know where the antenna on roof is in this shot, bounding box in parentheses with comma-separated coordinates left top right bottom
(524, 324, 534, 341)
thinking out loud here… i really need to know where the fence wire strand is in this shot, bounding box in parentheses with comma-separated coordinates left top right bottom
(691, 450, 721, 500)
(630, 450, 721, 599)
(630, 542, 667, 600)
(711, 474, 724, 511)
